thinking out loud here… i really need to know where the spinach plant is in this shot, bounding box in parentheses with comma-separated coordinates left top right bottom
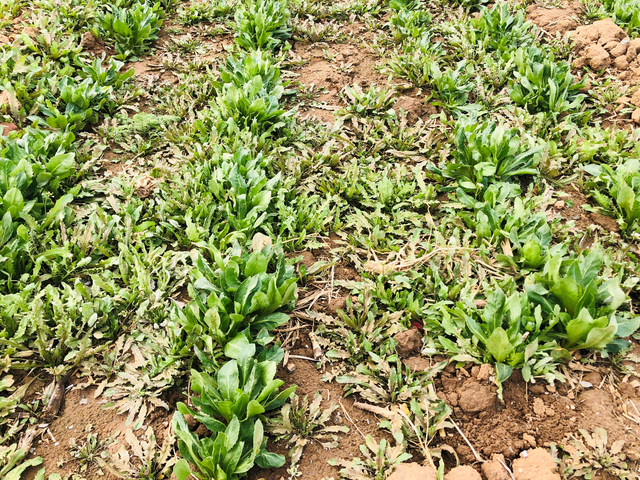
(584, 159, 640, 234)
(442, 119, 541, 191)
(40, 76, 114, 130)
(234, 0, 291, 51)
(601, 0, 640, 34)
(94, 1, 163, 60)
(509, 48, 586, 119)
(175, 341, 295, 427)
(173, 414, 282, 480)
(172, 342, 293, 479)
(526, 249, 638, 353)
(471, 3, 534, 54)
(172, 238, 297, 351)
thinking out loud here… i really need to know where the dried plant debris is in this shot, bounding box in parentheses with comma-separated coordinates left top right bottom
(556, 428, 638, 479)
(268, 392, 349, 469)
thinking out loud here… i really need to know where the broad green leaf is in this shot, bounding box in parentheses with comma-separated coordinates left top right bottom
(573, 325, 616, 350)
(174, 459, 192, 480)
(551, 277, 580, 317)
(485, 327, 514, 363)
(217, 361, 240, 401)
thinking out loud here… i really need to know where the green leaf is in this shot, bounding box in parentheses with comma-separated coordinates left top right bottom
(224, 334, 252, 359)
(174, 459, 192, 480)
(551, 277, 580, 317)
(3, 188, 24, 218)
(566, 308, 597, 347)
(573, 325, 616, 350)
(217, 360, 240, 401)
(485, 327, 514, 363)
(255, 451, 286, 468)
(245, 252, 268, 276)
(46, 153, 75, 178)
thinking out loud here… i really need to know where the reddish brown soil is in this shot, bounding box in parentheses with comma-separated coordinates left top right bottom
(25, 386, 128, 480)
(247, 357, 386, 480)
(289, 39, 409, 125)
(526, 1, 583, 37)
(549, 185, 621, 237)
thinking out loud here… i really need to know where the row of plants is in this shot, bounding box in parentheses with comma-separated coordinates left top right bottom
(0, 1, 184, 477)
(164, 1, 302, 478)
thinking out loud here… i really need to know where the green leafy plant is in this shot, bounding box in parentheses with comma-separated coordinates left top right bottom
(337, 351, 437, 405)
(70, 432, 112, 472)
(77, 56, 135, 89)
(509, 48, 587, 119)
(175, 341, 296, 427)
(471, 3, 534, 54)
(526, 248, 639, 353)
(556, 428, 636, 479)
(218, 50, 285, 96)
(601, 0, 640, 34)
(584, 159, 640, 234)
(0, 128, 77, 282)
(94, 1, 163, 60)
(383, 33, 446, 87)
(32, 0, 99, 31)
(424, 60, 475, 111)
(40, 76, 114, 130)
(337, 84, 397, 119)
(436, 250, 638, 390)
(173, 239, 297, 350)
(451, 183, 550, 250)
(442, 119, 541, 191)
(0, 444, 43, 480)
(210, 54, 291, 136)
(173, 413, 283, 480)
(172, 343, 293, 480)
(234, 0, 291, 51)
(388, 3, 431, 43)
(178, 0, 236, 25)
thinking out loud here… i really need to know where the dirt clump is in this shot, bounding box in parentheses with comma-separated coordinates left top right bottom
(569, 19, 640, 80)
(394, 95, 425, 124)
(458, 380, 496, 413)
(526, 1, 582, 36)
(511, 448, 561, 480)
(0, 122, 18, 134)
(403, 356, 432, 372)
(482, 455, 512, 480)
(582, 43, 611, 70)
(476, 363, 493, 381)
(444, 465, 482, 480)
(393, 328, 423, 357)
(633, 108, 640, 124)
(388, 462, 437, 480)
(80, 31, 104, 54)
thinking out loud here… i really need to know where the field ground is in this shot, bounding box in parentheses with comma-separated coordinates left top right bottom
(3, 0, 640, 479)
